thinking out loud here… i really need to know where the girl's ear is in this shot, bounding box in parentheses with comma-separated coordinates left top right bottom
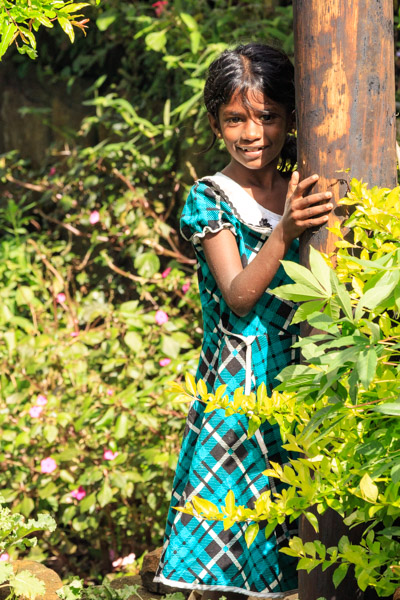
(207, 113, 220, 137)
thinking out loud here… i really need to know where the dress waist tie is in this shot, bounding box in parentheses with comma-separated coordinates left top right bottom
(219, 323, 256, 397)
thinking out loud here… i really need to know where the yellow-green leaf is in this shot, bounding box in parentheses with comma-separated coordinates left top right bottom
(245, 523, 259, 547)
(359, 473, 378, 503)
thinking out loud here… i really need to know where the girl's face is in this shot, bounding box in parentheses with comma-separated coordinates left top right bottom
(208, 89, 293, 174)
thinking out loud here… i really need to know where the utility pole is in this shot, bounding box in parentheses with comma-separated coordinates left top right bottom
(293, 1, 397, 599)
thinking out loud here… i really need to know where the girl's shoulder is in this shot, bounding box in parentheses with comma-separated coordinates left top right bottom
(180, 175, 239, 243)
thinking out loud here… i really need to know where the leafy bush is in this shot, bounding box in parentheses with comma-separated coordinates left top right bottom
(0, 0, 99, 60)
(175, 180, 400, 598)
(0, 496, 56, 599)
(0, 147, 201, 580)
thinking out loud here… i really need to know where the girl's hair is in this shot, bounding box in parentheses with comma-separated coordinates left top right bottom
(204, 43, 296, 173)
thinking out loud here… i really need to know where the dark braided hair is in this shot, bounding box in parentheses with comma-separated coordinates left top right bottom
(204, 43, 296, 174)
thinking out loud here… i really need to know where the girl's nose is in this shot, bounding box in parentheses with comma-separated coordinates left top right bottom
(243, 118, 262, 140)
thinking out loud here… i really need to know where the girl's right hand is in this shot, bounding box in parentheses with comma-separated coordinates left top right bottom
(280, 171, 333, 243)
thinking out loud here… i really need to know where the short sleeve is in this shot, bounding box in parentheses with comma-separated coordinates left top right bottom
(180, 179, 237, 246)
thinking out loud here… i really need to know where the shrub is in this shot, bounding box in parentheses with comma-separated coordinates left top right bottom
(175, 180, 400, 598)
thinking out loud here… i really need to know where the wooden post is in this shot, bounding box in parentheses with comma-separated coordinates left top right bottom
(293, 1, 397, 599)
(294, 0, 397, 268)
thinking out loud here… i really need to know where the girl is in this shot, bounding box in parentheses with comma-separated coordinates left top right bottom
(154, 43, 333, 599)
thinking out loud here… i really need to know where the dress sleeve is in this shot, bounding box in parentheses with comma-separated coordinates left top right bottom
(180, 179, 237, 245)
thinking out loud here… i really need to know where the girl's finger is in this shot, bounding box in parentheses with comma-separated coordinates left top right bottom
(286, 171, 299, 198)
(296, 191, 332, 209)
(291, 173, 319, 198)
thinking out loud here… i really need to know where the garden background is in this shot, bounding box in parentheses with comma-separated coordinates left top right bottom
(0, 0, 399, 593)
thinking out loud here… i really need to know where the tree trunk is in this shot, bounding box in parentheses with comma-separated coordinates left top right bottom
(293, 1, 396, 599)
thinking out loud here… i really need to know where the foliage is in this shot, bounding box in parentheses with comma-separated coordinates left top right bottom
(58, 580, 186, 600)
(0, 0, 294, 583)
(0, 0, 99, 61)
(174, 180, 400, 598)
(0, 495, 56, 599)
(0, 145, 201, 580)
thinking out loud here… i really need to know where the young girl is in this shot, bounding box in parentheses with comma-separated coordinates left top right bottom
(154, 43, 333, 599)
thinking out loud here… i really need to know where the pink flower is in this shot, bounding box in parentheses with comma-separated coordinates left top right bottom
(40, 457, 57, 474)
(152, 0, 168, 17)
(56, 292, 66, 304)
(36, 395, 47, 406)
(70, 331, 79, 337)
(0, 553, 9, 562)
(29, 406, 43, 418)
(161, 267, 172, 278)
(112, 552, 136, 568)
(182, 281, 190, 294)
(89, 210, 100, 225)
(159, 358, 171, 367)
(106, 389, 114, 396)
(48, 167, 56, 177)
(103, 449, 119, 461)
(155, 310, 168, 325)
(71, 486, 86, 501)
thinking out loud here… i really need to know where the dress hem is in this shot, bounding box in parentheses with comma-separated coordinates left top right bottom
(153, 573, 297, 599)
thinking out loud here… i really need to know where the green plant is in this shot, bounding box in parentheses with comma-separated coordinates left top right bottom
(0, 0, 99, 60)
(173, 180, 400, 598)
(0, 495, 56, 599)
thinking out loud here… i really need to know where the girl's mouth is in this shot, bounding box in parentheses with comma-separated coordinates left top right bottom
(237, 145, 268, 152)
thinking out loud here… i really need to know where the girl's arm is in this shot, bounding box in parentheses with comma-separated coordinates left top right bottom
(201, 172, 332, 317)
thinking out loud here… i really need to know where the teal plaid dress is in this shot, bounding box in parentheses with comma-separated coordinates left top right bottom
(154, 173, 299, 598)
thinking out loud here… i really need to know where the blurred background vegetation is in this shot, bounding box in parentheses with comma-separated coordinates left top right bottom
(0, 0, 398, 586)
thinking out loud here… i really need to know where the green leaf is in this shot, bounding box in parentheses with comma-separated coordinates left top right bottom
(96, 10, 117, 31)
(225, 490, 235, 514)
(185, 372, 196, 396)
(0, 563, 13, 585)
(245, 523, 259, 547)
(124, 331, 143, 352)
(18, 496, 35, 518)
(291, 299, 325, 324)
(145, 29, 167, 53)
(114, 413, 129, 440)
(59, 3, 89, 13)
(355, 283, 397, 320)
(57, 16, 75, 43)
(273, 283, 327, 302)
(391, 463, 400, 484)
(280, 260, 328, 296)
(12, 569, 46, 599)
(356, 347, 377, 389)
(308, 246, 332, 295)
(304, 511, 319, 532)
(192, 496, 219, 518)
(372, 400, 400, 416)
(359, 473, 379, 503)
(161, 335, 181, 358)
(97, 482, 113, 508)
(0, 23, 17, 60)
(134, 252, 160, 277)
(332, 563, 349, 588)
(180, 12, 198, 32)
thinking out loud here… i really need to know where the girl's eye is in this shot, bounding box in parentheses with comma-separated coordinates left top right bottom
(260, 113, 274, 122)
(227, 117, 242, 123)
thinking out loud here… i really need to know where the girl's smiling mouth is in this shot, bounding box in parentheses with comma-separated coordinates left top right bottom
(237, 145, 269, 152)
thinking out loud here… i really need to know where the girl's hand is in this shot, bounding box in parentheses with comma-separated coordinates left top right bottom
(280, 171, 333, 243)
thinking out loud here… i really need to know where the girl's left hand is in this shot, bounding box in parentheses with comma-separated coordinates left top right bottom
(280, 171, 333, 244)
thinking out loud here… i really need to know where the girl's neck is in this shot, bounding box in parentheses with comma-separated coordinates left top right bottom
(220, 161, 287, 213)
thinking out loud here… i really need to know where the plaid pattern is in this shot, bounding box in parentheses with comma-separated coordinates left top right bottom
(155, 179, 299, 597)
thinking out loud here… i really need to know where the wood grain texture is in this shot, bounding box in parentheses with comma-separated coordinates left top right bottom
(293, 2, 396, 599)
(294, 0, 397, 264)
